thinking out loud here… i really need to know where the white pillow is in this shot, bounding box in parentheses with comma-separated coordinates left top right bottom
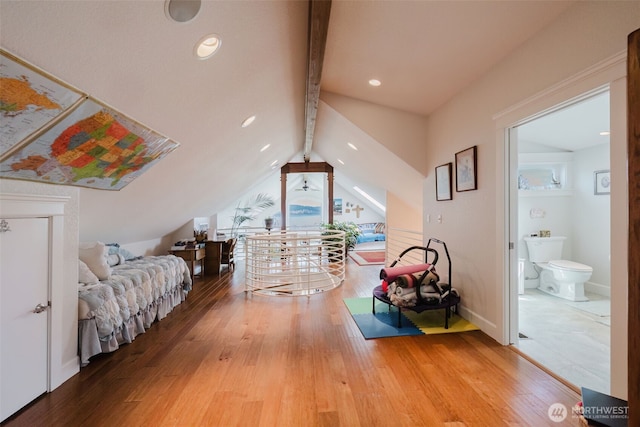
(78, 259, 99, 285)
(79, 241, 111, 280)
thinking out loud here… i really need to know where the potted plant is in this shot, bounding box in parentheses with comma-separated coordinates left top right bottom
(264, 216, 274, 230)
(229, 193, 275, 238)
(321, 221, 362, 252)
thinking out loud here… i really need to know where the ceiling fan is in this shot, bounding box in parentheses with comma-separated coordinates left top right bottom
(294, 175, 320, 192)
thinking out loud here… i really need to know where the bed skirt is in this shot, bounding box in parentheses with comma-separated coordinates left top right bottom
(78, 286, 187, 366)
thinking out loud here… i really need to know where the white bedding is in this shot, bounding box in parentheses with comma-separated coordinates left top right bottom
(77, 254, 192, 366)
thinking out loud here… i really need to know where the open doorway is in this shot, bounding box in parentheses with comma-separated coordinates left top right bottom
(508, 89, 611, 394)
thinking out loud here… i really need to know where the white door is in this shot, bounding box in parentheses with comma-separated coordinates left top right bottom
(0, 217, 50, 422)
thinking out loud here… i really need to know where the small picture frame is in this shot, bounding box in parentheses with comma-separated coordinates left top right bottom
(455, 145, 477, 192)
(594, 169, 610, 195)
(333, 198, 343, 215)
(435, 162, 452, 201)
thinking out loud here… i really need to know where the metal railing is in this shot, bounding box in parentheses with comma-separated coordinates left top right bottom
(218, 225, 423, 266)
(386, 227, 424, 266)
(244, 229, 346, 296)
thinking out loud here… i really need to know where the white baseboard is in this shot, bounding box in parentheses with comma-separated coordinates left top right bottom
(458, 305, 500, 343)
(585, 281, 610, 297)
(50, 357, 80, 391)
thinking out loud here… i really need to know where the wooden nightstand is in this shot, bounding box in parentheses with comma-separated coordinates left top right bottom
(170, 247, 206, 282)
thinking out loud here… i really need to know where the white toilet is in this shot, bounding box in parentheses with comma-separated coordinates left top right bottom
(523, 236, 592, 302)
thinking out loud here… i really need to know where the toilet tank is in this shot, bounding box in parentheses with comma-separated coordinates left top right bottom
(524, 236, 565, 262)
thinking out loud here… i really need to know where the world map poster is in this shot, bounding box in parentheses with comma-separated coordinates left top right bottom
(0, 98, 179, 190)
(0, 50, 85, 158)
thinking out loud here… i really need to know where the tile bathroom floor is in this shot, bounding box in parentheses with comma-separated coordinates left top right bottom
(517, 289, 610, 394)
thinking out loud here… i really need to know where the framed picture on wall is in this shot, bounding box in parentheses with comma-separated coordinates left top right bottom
(455, 145, 477, 192)
(594, 169, 610, 195)
(435, 162, 452, 201)
(333, 198, 343, 215)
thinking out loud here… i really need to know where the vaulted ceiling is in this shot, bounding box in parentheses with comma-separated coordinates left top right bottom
(0, 0, 575, 243)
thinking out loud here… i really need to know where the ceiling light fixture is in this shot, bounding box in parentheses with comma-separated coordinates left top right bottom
(241, 115, 256, 128)
(337, 158, 344, 165)
(368, 79, 381, 87)
(260, 144, 271, 152)
(270, 160, 278, 167)
(600, 131, 610, 136)
(165, 0, 201, 23)
(347, 142, 358, 151)
(195, 34, 221, 59)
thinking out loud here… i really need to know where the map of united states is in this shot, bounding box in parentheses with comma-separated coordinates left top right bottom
(10, 111, 158, 187)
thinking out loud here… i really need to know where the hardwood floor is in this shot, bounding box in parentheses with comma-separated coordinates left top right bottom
(3, 259, 583, 426)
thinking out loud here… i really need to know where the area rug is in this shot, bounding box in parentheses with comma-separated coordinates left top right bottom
(403, 309, 480, 334)
(343, 297, 422, 339)
(565, 299, 610, 317)
(343, 297, 480, 339)
(348, 250, 385, 266)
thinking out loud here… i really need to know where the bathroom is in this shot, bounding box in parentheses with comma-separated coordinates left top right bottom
(514, 91, 611, 393)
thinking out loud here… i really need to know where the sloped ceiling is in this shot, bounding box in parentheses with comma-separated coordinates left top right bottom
(322, 0, 574, 116)
(0, 0, 575, 244)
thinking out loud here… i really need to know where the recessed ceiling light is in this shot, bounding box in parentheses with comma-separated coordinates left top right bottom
(195, 34, 221, 59)
(241, 115, 256, 128)
(368, 79, 381, 87)
(337, 158, 344, 165)
(260, 144, 271, 152)
(347, 142, 358, 151)
(600, 131, 610, 136)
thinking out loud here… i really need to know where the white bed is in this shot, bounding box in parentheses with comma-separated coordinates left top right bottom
(77, 242, 192, 366)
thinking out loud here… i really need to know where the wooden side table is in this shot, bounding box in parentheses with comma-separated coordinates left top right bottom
(170, 247, 206, 282)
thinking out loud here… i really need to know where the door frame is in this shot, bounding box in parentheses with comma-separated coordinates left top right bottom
(493, 50, 627, 396)
(0, 193, 69, 391)
(506, 87, 611, 344)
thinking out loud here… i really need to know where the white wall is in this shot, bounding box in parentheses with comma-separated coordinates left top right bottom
(422, 1, 638, 398)
(215, 172, 386, 231)
(333, 182, 385, 225)
(320, 91, 430, 176)
(572, 143, 611, 292)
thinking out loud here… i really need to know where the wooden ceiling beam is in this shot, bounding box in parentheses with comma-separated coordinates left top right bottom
(303, 0, 332, 162)
(281, 161, 333, 174)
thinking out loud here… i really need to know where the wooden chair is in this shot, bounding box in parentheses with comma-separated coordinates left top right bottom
(221, 238, 236, 271)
